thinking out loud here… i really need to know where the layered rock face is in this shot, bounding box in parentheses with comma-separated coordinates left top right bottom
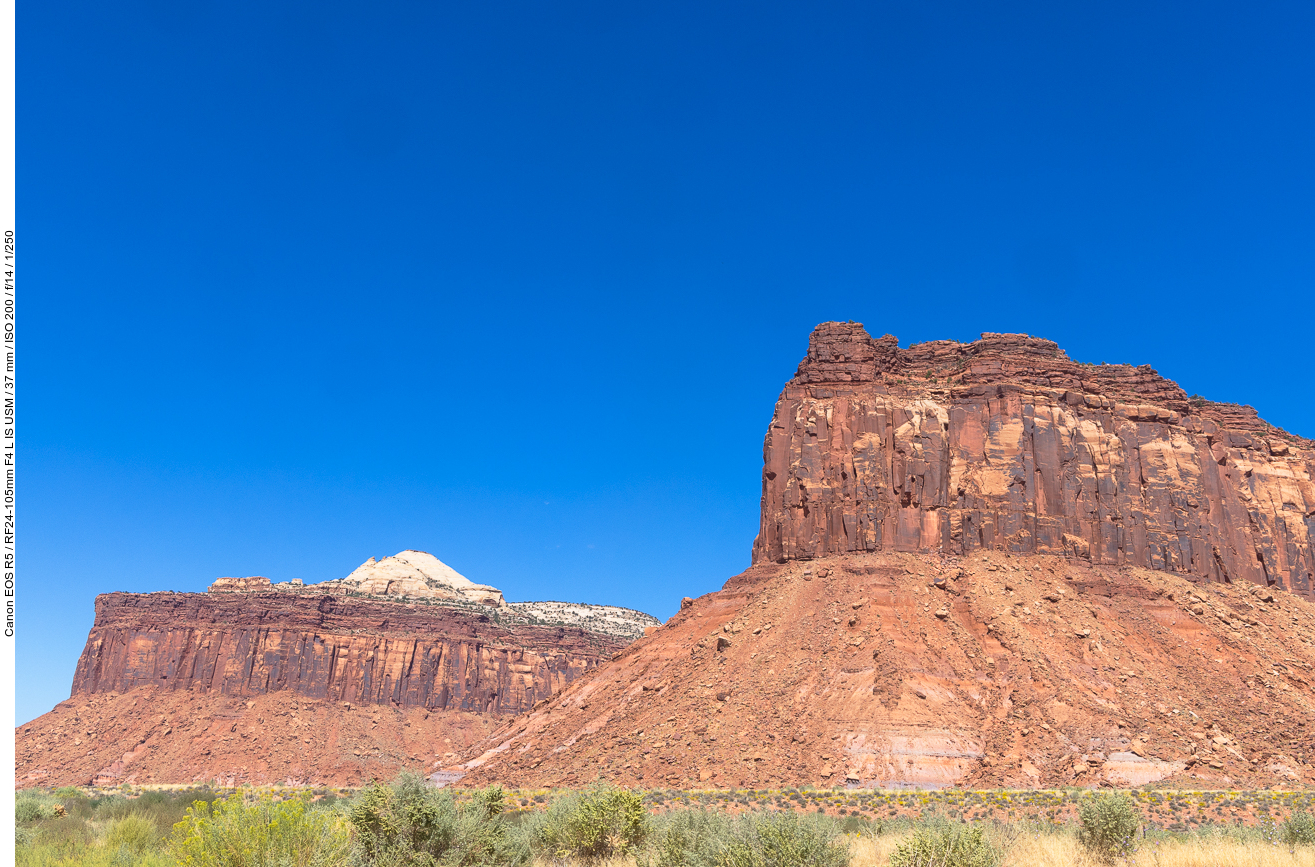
(71, 591, 628, 714)
(754, 323, 1315, 599)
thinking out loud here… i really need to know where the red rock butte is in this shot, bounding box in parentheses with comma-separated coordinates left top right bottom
(454, 322, 1315, 791)
(755, 322, 1314, 598)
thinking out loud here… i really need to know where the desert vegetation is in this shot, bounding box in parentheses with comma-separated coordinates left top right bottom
(14, 780, 1315, 867)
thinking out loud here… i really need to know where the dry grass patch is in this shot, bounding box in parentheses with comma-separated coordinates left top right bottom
(852, 833, 1315, 867)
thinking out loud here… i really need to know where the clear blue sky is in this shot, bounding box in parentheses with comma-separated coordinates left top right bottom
(19, 1, 1315, 724)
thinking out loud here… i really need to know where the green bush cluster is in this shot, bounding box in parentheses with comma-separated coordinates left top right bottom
(528, 783, 649, 863)
(16, 786, 226, 867)
(348, 772, 528, 867)
(720, 811, 850, 867)
(888, 816, 1000, 867)
(1076, 793, 1139, 862)
(169, 790, 350, 867)
(643, 806, 849, 867)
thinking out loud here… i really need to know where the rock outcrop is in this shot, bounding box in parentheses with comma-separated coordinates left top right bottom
(208, 550, 505, 606)
(754, 323, 1315, 599)
(453, 322, 1315, 791)
(70, 590, 626, 713)
(20, 549, 658, 786)
(321, 550, 506, 606)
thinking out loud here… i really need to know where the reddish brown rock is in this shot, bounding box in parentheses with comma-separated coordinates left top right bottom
(754, 323, 1315, 599)
(459, 550, 1315, 791)
(17, 687, 500, 788)
(453, 322, 1315, 792)
(71, 591, 627, 714)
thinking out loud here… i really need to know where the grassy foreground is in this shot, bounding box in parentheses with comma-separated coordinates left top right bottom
(14, 781, 1315, 866)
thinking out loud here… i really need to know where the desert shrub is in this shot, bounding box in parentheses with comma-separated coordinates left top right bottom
(106, 813, 159, 855)
(15, 791, 62, 823)
(720, 810, 850, 867)
(168, 790, 350, 867)
(1077, 793, 1139, 862)
(888, 817, 999, 867)
(643, 809, 847, 867)
(349, 772, 528, 867)
(839, 814, 876, 836)
(1283, 811, 1315, 846)
(528, 783, 648, 864)
(644, 808, 734, 867)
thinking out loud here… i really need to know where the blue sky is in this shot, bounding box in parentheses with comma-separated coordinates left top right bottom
(18, 0, 1315, 724)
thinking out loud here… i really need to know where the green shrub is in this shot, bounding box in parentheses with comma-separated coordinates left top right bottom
(168, 790, 350, 867)
(888, 817, 999, 867)
(721, 811, 850, 867)
(644, 808, 733, 867)
(643, 809, 848, 867)
(1077, 793, 1140, 862)
(1283, 811, 1315, 846)
(348, 772, 528, 867)
(106, 814, 158, 855)
(528, 783, 648, 864)
(15, 791, 60, 823)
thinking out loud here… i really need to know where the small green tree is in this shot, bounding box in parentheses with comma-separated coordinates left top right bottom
(1077, 793, 1139, 862)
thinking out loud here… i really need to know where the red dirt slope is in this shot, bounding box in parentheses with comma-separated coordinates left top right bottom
(459, 551, 1315, 790)
(18, 687, 490, 787)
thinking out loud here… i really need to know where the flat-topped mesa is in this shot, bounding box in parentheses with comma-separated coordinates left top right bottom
(755, 321, 1315, 599)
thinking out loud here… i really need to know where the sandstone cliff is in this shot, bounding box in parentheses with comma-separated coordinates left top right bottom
(71, 590, 626, 713)
(20, 548, 659, 786)
(754, 323, 1314, 599)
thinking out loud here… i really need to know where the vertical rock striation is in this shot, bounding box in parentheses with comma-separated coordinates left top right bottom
(70, 591, 628, 713)
(754, 322, 1315, 599)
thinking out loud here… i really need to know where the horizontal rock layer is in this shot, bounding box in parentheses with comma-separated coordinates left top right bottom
(71, 591, 628, 713)
(753, 322, 1315, 599)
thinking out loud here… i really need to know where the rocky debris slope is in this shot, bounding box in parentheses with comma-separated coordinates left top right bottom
(754, 323, 1315, 599)
(508, 602, 661, 641)
(17, 687, 494, 788)
(459, 551, 1315, 790)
